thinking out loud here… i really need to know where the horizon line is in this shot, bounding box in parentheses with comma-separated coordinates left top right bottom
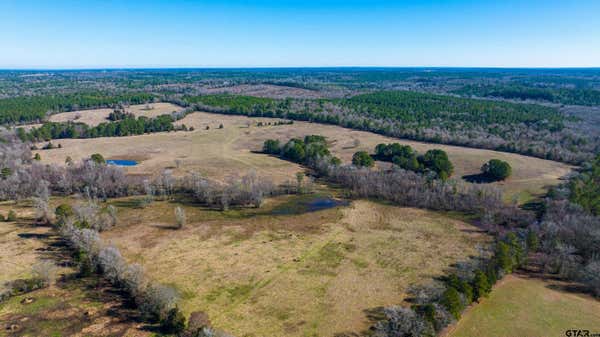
(2, 65, 600, 71)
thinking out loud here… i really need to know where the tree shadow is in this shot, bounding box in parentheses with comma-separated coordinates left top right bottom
(461, 173, 497, 184)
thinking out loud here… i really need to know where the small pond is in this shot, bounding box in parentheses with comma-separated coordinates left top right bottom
(272, 194, 349, 215)
(106, 159, 138, 166)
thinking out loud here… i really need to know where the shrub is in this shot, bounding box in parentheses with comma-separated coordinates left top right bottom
(262, 139, 281, 154)
(90, 153, 105, 164)
(441, 287, 463, 319)
(0, 167, 12, 179)
(472, 270, 491, 300)
(6, 210, 17, 221)
(34, 153, 41, 161)
(352, 151, 374, 168)
(55, 204, 74, 221)
(481, 159, 512, 181)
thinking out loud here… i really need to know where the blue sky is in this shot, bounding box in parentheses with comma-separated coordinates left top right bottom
(1, 0, 599, 68)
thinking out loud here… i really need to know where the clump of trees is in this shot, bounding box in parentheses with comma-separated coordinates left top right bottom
(374, 143, 454, 179)
(352, 151, 374, 168)
(481, 159, 512, 181)
(262, 135, 340, 166)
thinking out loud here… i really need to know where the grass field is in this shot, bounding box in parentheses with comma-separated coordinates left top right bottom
(0, 201, 50, 284)
(47, 102, 182, 126)
(445, 274, 600, 337)
(37, 111, 573, 200)
(99, 195, 489, 337)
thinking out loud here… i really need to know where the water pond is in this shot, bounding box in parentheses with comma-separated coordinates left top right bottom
(106, 159, 138, 166)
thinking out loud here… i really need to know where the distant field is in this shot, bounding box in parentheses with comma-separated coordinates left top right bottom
(47, 102, 181, 126)
(101, 197, 488, 337)
(37, 111, 573, 200)
(445, 274, 600, 337)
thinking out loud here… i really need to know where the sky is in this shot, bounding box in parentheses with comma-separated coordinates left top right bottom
(1, 0, 599, 69)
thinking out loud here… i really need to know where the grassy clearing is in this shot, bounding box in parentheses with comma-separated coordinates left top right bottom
(100, 196, 489, 337)
(37, 111, 572, 199)
(445, 274, 600, 337)
(47, 102, 182, 126)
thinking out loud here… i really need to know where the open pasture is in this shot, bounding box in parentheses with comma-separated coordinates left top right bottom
(101, 196, 488, 337)
(37, 111, 572, 200)
(47, 102, 182, 126)
(445, 274, 600, 337)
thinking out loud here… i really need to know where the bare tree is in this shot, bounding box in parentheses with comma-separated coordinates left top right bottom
(174, 206, 186, 229)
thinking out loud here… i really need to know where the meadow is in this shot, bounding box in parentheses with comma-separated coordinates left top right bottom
(100, 195, 488, 336)
(36, 111, 572, 201)
(445, 274, 600, 337)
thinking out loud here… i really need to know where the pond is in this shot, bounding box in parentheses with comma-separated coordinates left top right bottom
(106, 159, 138, 166)
(272, 194, 349, 215)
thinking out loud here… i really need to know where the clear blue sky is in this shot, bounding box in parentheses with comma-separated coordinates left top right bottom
(1, 0, 599, 68)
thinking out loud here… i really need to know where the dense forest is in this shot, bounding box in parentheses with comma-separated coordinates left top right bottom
(343, 91, 566, 132)
(0, 92, 155, 124)
(455, 84, 600, 106)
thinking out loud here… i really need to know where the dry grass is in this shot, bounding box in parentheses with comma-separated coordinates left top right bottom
(445, 274, 600, 337)
(37, 111, 572, 199)
(0, 201, 50, 284)
(48, 102, 182, 126)
(101, 197, 488, 337)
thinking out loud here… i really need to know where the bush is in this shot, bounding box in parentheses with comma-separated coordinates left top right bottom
(6, 210, 17, 221)
(481, 159, 512, 181)
(472, 270, 491, 300)
(441, 287, 463, 320)
(352, 151, 374, 168)
(90, 153, 105, 164)
(262, 139, 281, 154)
(55, 204, 74, 221)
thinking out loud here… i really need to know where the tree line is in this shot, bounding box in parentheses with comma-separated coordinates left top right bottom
(17, 114, 185, 142)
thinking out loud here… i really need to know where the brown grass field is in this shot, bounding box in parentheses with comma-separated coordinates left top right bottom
(100, 196, 489, 337)
(37, 111, 573, 201)
(47, 102, 182, 126)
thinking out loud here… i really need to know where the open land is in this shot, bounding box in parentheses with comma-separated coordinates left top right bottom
(445, 274, 600, 337)
(36, 111, 573, 201)
(100, 196, 489, 337)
